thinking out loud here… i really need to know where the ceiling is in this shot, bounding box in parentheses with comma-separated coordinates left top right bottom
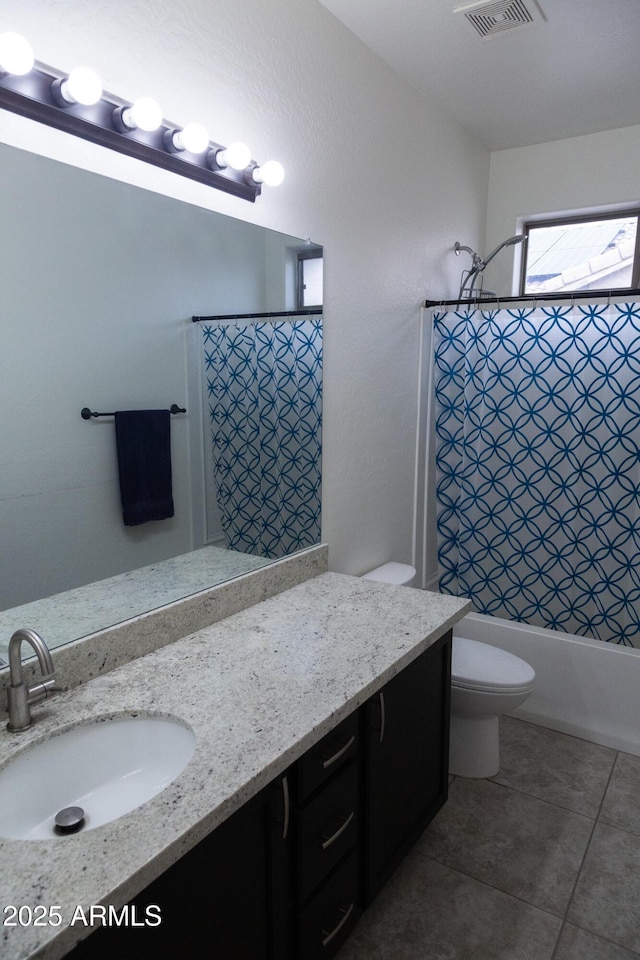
(317, 0, 640, 151)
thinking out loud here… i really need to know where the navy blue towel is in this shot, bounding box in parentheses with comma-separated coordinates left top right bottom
(115, 410, 175, 526)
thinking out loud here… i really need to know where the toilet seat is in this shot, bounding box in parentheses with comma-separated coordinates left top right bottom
(452, 636, 535, 694)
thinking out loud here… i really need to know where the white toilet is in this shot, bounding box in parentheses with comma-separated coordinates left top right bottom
(361, 564, 536, 779)
(449, 636, 535, 778)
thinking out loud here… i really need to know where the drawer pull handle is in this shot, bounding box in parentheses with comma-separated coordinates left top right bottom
(321, 811, 355, 850)
(322, 734, 356, 770)
(321, 903, 354, 947)
(379, 691, 386, 744)
(282, 775, 290, 841)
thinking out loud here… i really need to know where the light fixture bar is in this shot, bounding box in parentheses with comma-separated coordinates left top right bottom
(0, 60, 264, 202)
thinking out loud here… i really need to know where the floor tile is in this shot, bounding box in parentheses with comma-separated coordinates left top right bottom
(554, 923, 640, 959)
(335, 853, 561, 960)
(492, 717, 616, 817)
(333, 719, 640, 959)
(568, 822, 640, 953)
(599, 753, 640, 838)
(417, 777, 594, 915)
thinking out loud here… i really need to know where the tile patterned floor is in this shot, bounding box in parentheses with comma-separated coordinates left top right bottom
(335, 717, 640, 960)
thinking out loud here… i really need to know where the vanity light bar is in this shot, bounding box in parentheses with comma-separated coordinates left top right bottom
(0, 35, 284, 202)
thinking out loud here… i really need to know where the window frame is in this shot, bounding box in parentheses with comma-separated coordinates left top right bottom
(518, 207, 640, 296)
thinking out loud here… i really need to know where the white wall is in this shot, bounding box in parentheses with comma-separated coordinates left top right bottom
(484, 124, 640, 296)
(0, 0, 489, 585)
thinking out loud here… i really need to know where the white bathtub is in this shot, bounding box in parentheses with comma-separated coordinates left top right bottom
(453, 612, 640, 758)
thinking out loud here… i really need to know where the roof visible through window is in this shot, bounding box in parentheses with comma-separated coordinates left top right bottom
(521, 213, 639, 295)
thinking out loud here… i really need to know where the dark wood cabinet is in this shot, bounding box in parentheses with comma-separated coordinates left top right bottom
(297, 760, 359, 902)
(362, 630, 452, 904)
(65, 630, 451, 959)
(67, 775, 292, 960)
(298, 712, 359, 800)
(294, 712, 361, 958)
(298, 850, 359, 960)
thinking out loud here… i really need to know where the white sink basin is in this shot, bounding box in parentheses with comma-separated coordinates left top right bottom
(0, 715, 196, 840)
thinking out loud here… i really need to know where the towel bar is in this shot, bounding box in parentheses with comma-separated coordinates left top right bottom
(81, 405, 186, 419)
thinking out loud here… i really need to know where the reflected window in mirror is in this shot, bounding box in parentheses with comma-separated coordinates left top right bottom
(297, 248, 323, 308)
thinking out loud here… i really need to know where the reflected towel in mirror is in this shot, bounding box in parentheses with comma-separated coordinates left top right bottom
(115, 410, 174, 526)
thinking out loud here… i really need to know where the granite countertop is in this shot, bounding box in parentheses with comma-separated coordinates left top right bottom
(0, 572, 470, 960)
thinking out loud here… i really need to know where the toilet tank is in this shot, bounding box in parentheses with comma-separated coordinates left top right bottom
(361, 562, 416, 587)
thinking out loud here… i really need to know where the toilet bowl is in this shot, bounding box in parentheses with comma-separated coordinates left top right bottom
(450, 636, 535, 778)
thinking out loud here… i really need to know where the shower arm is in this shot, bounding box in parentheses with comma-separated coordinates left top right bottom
(454, 242, 484, 270)
(455, 244, 485, 298)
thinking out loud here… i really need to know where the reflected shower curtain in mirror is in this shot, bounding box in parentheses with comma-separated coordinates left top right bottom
(201, 316, 322, 557)
(433, 302, 640, 646)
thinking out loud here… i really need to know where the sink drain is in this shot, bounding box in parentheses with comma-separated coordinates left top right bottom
(54, 806, 86, 834)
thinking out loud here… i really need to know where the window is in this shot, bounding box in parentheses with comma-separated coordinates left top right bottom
(520, 210, 640, 296)
(297, 247, 323, 308)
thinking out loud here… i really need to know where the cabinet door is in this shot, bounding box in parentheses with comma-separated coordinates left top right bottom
(363, 630, 451, 904)
(67, 775, 293, 960)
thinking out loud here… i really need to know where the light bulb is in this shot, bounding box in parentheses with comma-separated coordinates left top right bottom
(216, 141, 252, 171)
(172, 122, 209, 154)
(252, 160, 284, 187)
(121, 97, 163, 132)
(0, 32, 34, 75)
(60, 67, 103, 106)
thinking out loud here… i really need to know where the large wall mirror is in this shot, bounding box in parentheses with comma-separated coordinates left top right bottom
(0, 141, 322, 661)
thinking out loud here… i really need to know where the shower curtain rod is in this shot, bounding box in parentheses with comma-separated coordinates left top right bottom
(424, 288, 640, 308)
(192, 308, 322, 322)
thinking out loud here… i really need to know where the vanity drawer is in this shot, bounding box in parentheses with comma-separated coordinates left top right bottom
(298, 760, 358, 901)
(298, 851, 359, 960)
(300, 712, 358, 800)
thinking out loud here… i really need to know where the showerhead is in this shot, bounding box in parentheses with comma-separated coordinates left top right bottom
(482, 234, 526, 269)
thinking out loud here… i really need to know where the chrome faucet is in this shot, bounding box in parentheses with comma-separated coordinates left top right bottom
(6, 628, 59, 732)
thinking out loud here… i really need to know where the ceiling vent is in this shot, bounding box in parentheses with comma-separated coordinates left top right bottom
(454, 0, 545, 39)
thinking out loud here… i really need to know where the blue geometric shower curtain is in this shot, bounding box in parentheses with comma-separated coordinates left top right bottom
(433, 301, 640, 646)
(201, 316, 322, 558)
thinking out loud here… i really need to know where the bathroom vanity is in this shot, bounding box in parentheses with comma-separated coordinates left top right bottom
(0, 569, 469, 960)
